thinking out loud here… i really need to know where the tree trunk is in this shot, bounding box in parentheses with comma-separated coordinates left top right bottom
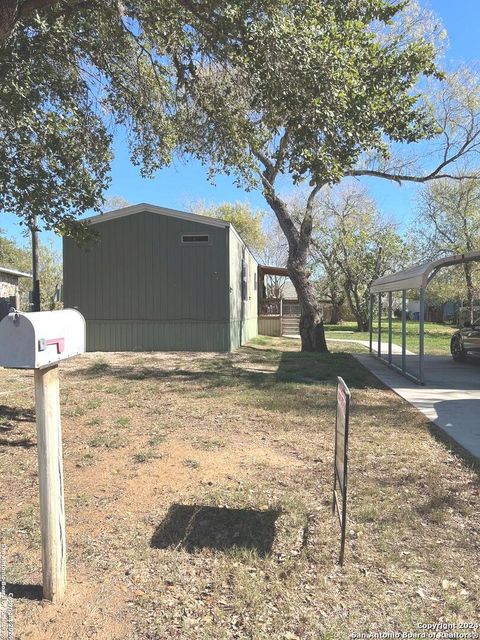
(287, 258, 328, 352)
(343, 284, 369, 331)
(262, 177, 328, 352)
(464, 262, 475, 324)
(353, 314, 369, 332)
(0, 0, 18, 42)
(330, 298, 341, 324)
(31, 217, 41, 312)
(0, 0, 61, 43)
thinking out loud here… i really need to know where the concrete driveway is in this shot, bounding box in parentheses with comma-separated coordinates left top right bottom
(353, 352, 480, 460)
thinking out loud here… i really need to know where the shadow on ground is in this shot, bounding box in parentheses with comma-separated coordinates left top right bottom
(7, 583, 43, 601)
(151, 504, 281, 556)
(0, 437, 35, 449)
(74, 347, 382, 393)
(0, 405, 36, 448)
(276, 350, 380, 389)
(0, 405, 35, 423)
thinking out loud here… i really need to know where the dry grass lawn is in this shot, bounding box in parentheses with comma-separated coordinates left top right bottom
(0, 337, 479, 639)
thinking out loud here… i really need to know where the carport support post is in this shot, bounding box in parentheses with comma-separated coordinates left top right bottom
(388, 292, 393, 365)
(377, 293, 382, 358)
(419, 287, 425, 385)
(34, 364, 67, 602)
(401, 290, 407, 373)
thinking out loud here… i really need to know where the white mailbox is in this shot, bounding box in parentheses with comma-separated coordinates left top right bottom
(0, 309, 85, 369)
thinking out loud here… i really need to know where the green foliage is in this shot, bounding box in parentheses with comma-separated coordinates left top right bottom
(0, 230, 61, 310)
(37, 241, 63, 310)
(194, 201, 266, 254)
(0, 232, 28, 272)
(0, 1, 283, 239)
(313, 185, 407, 330)
(179, 0, 440, 188)
(411, 177, 480, 314)
(414, 178, 480, 257)
(425, 264, 480, 306)
(101, 196, 132, 213)
(0, 4, 464, 249)
(0, 9, 112, 240)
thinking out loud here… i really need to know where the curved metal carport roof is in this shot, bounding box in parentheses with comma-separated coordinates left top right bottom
(371, 251, 480, 294)
(369, 250, 480, 384)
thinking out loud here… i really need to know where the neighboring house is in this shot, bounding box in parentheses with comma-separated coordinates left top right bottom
(407, 298, 480, 324)
(281, 278, 298, 301)
(63, 203, 258, 352)
(0, 266, 32, 320)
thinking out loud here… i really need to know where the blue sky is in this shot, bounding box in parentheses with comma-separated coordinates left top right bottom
(2, 0, 480, 251)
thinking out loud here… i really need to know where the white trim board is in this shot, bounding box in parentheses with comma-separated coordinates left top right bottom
(85, 203, 230, 229)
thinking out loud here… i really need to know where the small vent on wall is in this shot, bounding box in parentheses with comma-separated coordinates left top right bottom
(181, 234, 210, 245)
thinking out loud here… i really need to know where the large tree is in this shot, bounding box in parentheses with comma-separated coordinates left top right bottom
(172, 2, 480, 351)
(423, 264, 480, 315)
(0, 0, 285, 239)
(0, 230, 62, 309)
(312, 185, 407, 331)
(3, 1, 480, 351)
(413, 176, 480, 322)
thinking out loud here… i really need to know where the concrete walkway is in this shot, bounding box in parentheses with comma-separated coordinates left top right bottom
(353, 351, 480, 461)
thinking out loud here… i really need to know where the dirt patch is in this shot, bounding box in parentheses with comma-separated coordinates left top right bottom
(0, 340, 478, 639)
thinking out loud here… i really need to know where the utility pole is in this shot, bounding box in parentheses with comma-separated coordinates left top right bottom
(31, 215, 41, 312)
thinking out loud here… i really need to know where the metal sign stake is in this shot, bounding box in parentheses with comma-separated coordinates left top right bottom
(332, 376, 351, 566)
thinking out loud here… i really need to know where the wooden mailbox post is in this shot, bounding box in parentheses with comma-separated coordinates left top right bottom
(0, 309, 86, 602)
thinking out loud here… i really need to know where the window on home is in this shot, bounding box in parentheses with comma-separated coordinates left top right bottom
(242, 259, 249, 301)
(181, 234, 210, 244)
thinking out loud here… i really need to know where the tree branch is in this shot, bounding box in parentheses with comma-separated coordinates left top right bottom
(19, 0, 60, 11)
(273, 129, 289, 175)
(350, 127, 480, 184)
(347, 168, 480, 184)
(0, 0, 94, 41)
(298, 182, 326, 257)
(251, 154, 299, 253)
(252, 148, 275, 179)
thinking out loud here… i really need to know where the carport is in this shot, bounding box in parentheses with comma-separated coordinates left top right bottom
(369, 250, 480, 384)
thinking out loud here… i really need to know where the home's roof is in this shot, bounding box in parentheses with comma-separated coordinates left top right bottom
(282, 280, 298, 299)
(86, 203, 230, 229)
(0, 266, 32, 279)
(371, 250, 480, 293)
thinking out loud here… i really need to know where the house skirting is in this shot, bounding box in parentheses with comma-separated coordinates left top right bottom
(229, 317, 258, 350)
(86, 319, 232, 352)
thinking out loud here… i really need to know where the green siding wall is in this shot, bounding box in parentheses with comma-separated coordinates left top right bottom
(228, 227, 258, 349)
(87, 320, 230, 352)
(229, 317, 258, 350)
(64, 210, 230, 351)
